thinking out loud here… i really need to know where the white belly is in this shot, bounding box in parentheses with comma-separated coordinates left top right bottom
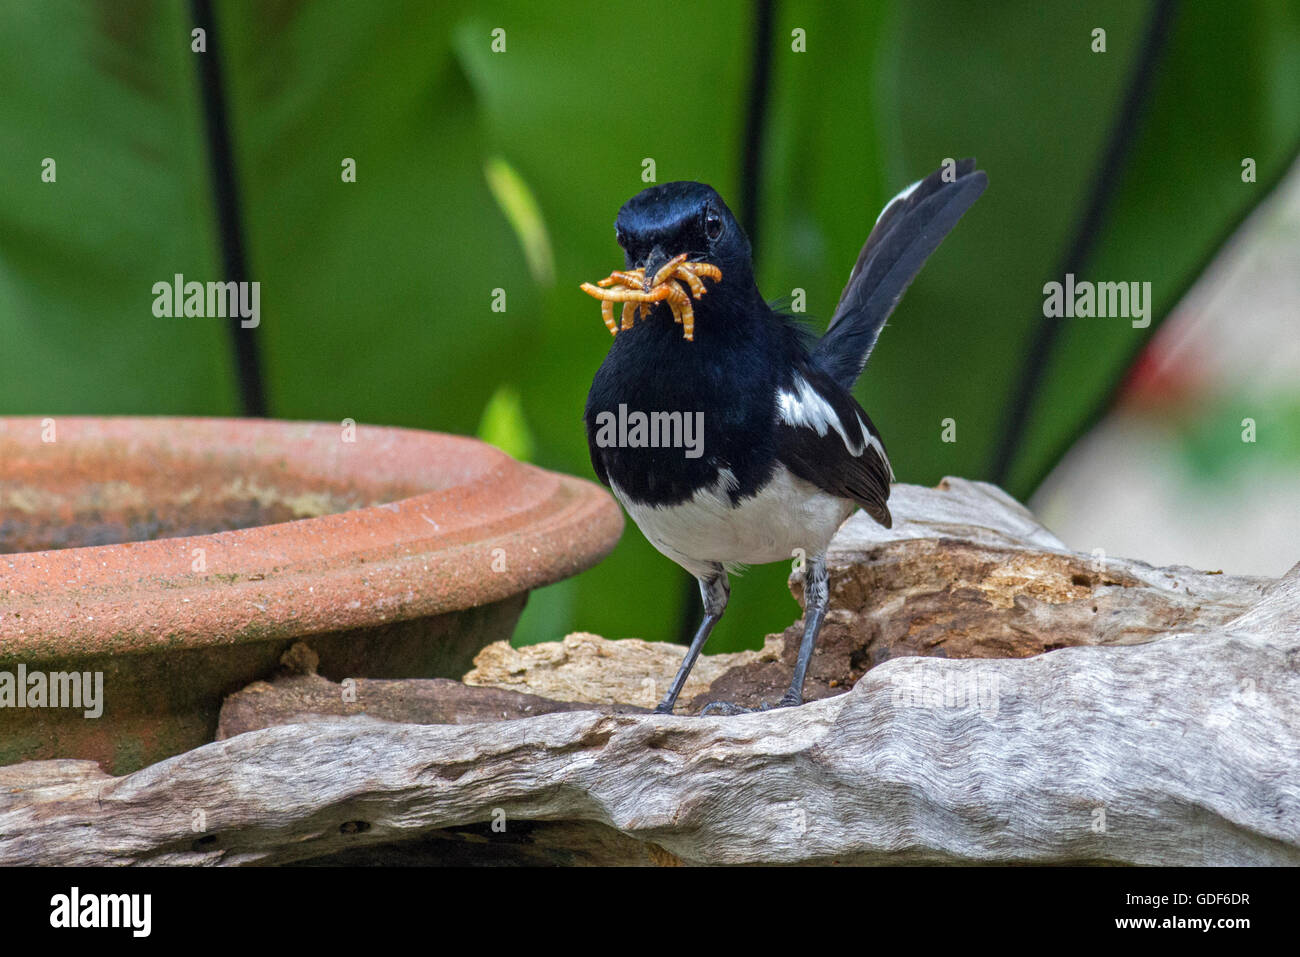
(612, 466, 856, 579)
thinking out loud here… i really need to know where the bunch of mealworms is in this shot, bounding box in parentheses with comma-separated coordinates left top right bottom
(580, 253, 722, 341)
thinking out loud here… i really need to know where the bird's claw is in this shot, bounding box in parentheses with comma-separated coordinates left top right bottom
(698, 694, 803, 716)
(698, 700, 755, 716)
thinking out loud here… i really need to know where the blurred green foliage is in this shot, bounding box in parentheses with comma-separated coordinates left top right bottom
(1, 1, 1297, 651)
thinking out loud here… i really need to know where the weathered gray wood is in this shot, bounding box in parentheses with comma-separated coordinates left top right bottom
(1, 478, 1295, 866)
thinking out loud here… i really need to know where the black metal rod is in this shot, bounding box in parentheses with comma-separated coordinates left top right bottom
(989, 0, 1177, 488)
(738, 0, 776, 253)
(190, 0, 268, 418)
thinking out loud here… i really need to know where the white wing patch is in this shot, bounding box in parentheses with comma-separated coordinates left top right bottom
(777, 375, 865, 456)
(874, 177, 922, 227)
(855, 412, 894, 479)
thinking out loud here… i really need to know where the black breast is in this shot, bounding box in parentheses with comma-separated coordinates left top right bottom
(584, 301, 786, 507)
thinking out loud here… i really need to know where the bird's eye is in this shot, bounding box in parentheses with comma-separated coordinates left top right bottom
(704, 209, 723, 241)
(615, 227, 628, 248)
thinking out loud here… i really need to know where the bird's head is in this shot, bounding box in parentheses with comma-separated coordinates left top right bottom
(614, 181, 754, 293)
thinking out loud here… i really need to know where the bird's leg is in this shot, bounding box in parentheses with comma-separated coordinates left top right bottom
(653, 568, 728, 715)
(698, 552, 829, 716)
(780, 550, 828, 707)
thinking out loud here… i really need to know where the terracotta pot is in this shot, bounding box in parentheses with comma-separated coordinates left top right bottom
(0, 417, 622, 773)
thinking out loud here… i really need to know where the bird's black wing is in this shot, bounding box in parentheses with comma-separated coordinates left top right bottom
(814, 159, 987, 390)
(773, 362, 893, 528)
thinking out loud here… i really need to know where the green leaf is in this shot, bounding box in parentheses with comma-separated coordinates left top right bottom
(476, 383, 535, 462)
(484, 155, 555, 286)
(0, 1, 231, 414)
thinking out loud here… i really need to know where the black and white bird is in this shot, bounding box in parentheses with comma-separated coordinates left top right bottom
(584, 159, 987, 714)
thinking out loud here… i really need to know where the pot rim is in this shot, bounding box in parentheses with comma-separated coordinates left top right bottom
(0, 416, 622, 660)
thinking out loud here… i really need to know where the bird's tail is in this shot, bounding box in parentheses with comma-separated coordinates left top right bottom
(813, 159, 987, 389)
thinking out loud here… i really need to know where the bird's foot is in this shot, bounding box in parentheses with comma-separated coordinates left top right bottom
(698, 692, 803, 716)
(698, 700, 756, 716)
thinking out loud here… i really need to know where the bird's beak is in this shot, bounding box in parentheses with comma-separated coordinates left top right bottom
(639, 245, 672, 289)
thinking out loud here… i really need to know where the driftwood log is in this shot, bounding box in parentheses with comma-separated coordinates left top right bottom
(1, 478, 1296, 865)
